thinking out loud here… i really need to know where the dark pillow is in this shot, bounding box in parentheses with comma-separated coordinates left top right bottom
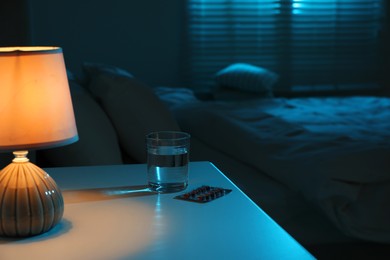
(83, 64, 180, 163)
(215, 63, 278, 96)
(37, 81, 123, 167)
(83, 62, 133, 80)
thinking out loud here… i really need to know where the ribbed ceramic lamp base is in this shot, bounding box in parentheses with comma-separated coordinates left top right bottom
(0, 151, 64, 237)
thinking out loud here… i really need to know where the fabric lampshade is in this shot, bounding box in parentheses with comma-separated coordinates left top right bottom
(0, 46, 78, 151)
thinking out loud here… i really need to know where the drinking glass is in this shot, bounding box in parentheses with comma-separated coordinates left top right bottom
(146, 131, 190, 193)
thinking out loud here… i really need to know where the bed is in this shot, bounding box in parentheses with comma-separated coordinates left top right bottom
(155, 86, 390, 248)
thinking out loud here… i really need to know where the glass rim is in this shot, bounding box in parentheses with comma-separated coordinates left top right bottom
(146, 131, 190, 141)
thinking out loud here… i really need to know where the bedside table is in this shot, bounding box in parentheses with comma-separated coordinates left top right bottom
(0, 161, 314, 260)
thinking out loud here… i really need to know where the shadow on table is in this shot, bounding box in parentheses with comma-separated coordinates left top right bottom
(0, 186, 156, 243)
(0, 219, 73, 244)
(62, 185, 157, 204)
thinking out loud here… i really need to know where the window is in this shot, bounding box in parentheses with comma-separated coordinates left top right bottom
(186, 0, 386, 94)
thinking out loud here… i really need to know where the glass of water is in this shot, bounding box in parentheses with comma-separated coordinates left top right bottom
(146, 131, 190, 193)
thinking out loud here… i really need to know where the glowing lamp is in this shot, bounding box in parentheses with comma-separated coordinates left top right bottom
(0, 46, 78, 237)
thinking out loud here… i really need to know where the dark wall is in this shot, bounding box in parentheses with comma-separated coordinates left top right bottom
(30, 0, 186, 87)
(0, 0, 32, 46)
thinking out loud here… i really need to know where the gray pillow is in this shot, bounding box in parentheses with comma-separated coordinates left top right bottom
(83, 62, 133, 79)
(215, 63, 278, 96)
(84, 65, 180, 163)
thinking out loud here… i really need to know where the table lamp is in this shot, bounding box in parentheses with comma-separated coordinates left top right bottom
(0, 46, 78, 237)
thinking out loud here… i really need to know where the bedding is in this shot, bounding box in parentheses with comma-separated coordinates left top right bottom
(189, 135, 351, 245)
(155, 87, 390, 243)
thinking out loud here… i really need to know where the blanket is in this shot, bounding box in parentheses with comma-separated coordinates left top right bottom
(171, 98, 390, 243)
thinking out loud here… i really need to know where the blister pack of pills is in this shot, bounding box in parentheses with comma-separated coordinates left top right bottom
(175, 185, 232, 203)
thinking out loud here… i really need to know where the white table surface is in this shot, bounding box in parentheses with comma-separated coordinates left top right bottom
(0, 161, 315, 260)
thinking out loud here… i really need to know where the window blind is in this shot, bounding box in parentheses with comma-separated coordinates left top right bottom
(186, 0, 386, 93)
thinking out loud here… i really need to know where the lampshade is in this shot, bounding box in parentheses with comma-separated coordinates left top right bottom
(0, 46, 78, 150)
(0, 46, 78, 237)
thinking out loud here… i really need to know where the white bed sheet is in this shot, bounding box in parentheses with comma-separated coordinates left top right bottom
(248, 96, 390, 141)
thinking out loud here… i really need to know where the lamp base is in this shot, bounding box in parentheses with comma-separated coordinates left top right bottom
(0, 151, 64, 237)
